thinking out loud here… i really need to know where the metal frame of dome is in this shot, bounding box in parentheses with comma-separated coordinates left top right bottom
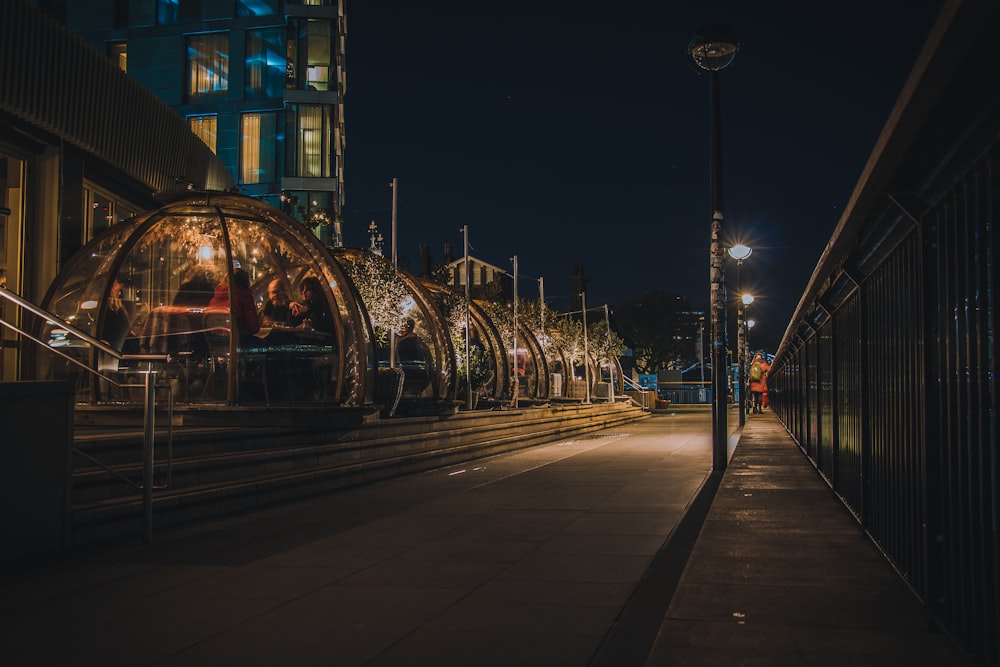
(39, 193, 371, 407)
(332, 248, 453, 403)
(421, 281, 503, 403)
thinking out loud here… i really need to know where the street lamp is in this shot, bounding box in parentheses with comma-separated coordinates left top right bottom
(741, 293, 754, 415)
(728, 244, 752, 425)
(689, 24, 741, 471)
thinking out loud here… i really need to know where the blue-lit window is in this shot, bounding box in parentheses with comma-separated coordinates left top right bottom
(187, 34, 229, 101)
(157, 0, 178, 24)
(159, 0, 198, 23)
(240, 112, 278, 185)
(237, 0, 279, 15)
(246, 28, 285, 99)
(285, 104, 332, 178)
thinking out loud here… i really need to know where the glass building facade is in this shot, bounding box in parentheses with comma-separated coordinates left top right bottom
(40, 0, 347, 246)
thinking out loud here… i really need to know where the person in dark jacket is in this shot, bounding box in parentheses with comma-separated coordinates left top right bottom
(208, 268, 260, 338)
(289, 276, 334, 334)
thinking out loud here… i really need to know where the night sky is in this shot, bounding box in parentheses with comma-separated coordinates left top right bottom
(340, 0, 943, 352)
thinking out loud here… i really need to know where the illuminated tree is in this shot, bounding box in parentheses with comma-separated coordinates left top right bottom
(588, 319, 625, 365)
(279, 192, 333, 232)
(518, 299, 558, 359)
(341, 251, 409, 345)
(439, 291, 491, 392)
(480, 299, 514, 357)
(551, 317, 585, 365)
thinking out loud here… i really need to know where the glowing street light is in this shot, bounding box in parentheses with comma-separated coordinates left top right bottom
(728, 244, 752, 425)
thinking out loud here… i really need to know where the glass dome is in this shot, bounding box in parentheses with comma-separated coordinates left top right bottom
(476, 299, 549, 402)
(332, 248, 452, 403)
(422, 282, 500, 402)
(39, 193, 372, 406)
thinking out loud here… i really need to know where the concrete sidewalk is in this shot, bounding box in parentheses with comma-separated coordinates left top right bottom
(1, 409, 971, 666)
(2, 410, 721, 667)
(644, 412, 971, 666)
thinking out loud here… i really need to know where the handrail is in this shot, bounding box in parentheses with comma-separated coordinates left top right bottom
(0, 286, 163, 361)
(0, 286, 171, 544)
(621, 375, 653, 410)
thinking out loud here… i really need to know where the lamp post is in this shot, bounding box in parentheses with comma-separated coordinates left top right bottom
(728, 244, 752, 425)
(689, 25, 740, 471)
(741, 292, 754, 418)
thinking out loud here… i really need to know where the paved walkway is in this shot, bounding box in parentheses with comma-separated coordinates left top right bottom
(644, 413, 971, 667)
(1, 409, 971, 666)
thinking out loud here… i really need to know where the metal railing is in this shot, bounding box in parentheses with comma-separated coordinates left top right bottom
(0, 286, 171, 544)
(765, 4, 1000, 663)
(621, 375, 653, 410)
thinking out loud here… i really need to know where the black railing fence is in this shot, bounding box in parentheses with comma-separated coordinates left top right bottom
(767, 2, 1000, 664)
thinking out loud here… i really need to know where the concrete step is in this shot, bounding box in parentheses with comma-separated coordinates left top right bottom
(69, 402, 650, 546)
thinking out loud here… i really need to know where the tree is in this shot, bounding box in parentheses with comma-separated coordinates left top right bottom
(439, 291, 492, 394)
(613, 290, 695, 374)
(588, 319, 625, 366)
(341, 251, 409, 345)
(518, 299, 557, 359)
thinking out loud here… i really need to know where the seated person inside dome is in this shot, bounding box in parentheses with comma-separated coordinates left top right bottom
(395, 318, 432, 366)
(259, 278, 292, 326)
(173, 267, 216, 307)
(96, 277, 135, 381)
(99, 278, 134, 352)
(396, 317, 434, 396)
(289, 276, 334, 334)
(208, 268, 260, 338)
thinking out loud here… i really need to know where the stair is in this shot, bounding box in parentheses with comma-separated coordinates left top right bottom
(70, 401, 650, 546)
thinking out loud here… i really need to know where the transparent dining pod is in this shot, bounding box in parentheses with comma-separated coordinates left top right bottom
(39, 193, 372, 407)
(333, 248, 452, 405)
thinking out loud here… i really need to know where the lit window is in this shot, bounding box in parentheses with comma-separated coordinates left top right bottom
(189, 115, 217, 153)
(288, 19, 331, 90)
(107, 42, 127, 72)
(286, 104, 332, 178)
(87, 189, 115, 240)
(187, 34, 229, 100)
(246, 28, 285, 99)
(240, 112, 277, 184)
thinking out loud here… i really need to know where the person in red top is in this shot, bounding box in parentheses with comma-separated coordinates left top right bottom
(208, 268, 260, 339)
(747, 351, 770, 414)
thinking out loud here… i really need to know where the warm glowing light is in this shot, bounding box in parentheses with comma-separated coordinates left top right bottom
(198, 245, 214, 261)
(742, 293, 754, 305)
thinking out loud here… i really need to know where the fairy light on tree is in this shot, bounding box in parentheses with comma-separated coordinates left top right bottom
(341, 251, 408, 346)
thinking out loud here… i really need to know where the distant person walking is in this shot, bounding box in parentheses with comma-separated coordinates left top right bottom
(748, 351, 770, 414)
